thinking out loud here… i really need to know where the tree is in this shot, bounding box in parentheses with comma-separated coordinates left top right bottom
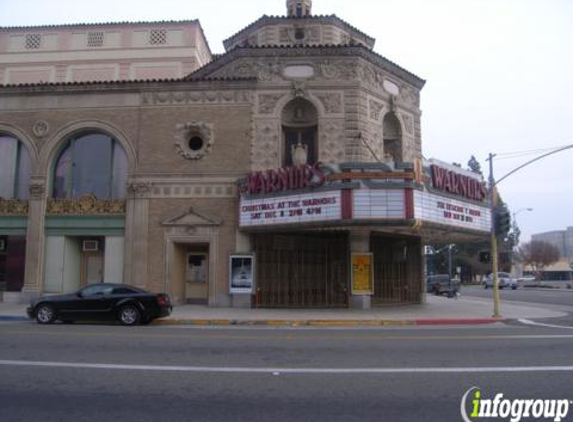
(467, 155, 482, 175)
(516, 240, 560, 279)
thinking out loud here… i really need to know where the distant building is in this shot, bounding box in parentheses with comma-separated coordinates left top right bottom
(527, 228, 573, 281)
(532, 227, 573, 262)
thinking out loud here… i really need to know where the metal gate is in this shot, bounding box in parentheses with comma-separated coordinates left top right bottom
(254, 233, 348, 308)
(371, 235, 422, 305)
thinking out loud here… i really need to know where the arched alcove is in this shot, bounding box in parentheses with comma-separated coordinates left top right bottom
(281, 98, 318, 166)
(383, 112, 403, 162)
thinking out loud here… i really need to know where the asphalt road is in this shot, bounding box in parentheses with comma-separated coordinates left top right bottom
(462, 284, 573, 307)
(2, 322, 573, 422)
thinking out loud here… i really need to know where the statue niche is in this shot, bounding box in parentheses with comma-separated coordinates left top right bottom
(282, 98, 318, 166)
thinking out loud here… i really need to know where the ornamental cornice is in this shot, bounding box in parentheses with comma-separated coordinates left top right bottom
(0, 199, 29, 216)
(46, 194, 126, 215)
(189, 45, 425, 89)
(141, 90, 252, 106)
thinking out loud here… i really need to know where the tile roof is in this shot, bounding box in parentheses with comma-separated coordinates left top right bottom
(0, 19, 201, 31)
(223, 14, 375, 50)
(0, 76, 256, 90)
(188, 44, 425, 89)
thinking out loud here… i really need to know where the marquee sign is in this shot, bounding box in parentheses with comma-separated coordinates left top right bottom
(428, 161, 488, 202)
(414, 190, 491, 232)
(244, 163, 325, 195)
(238, 160, 491, 233)
(240, 190, 342, 227)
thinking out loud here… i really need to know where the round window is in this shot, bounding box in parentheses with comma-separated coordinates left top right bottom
(295, 29, 305, 40)
(188, 136, 204, 151)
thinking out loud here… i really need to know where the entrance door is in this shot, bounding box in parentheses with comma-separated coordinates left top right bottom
(83, 253, 104, 286)
(254, 233, 348, 308)
(371, 236, 422, 305)
(185, 253, 208, 304)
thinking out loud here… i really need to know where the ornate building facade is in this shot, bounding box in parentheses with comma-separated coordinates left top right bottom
(0, 1, 491, 307)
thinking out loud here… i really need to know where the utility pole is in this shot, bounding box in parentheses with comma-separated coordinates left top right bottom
(487, 144, 572, 318)
(488, 153, 501, 318)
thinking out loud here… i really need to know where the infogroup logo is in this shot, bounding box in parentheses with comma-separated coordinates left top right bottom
(461, 387, 571, 422)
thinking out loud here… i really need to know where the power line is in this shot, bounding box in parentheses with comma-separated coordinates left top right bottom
(494, 144, 572, 160)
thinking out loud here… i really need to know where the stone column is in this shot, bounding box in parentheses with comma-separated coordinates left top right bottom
(124, 182, 150, 289)
(349, 230, 372, 309)
(231, 229, 253, 308)
(21, 179, 47, 302)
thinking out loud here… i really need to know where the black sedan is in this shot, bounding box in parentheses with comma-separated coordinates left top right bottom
(27, 283, 172, 326)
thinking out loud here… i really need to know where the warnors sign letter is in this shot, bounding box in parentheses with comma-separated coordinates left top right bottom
(245, 163, 325, 196)
(430, 165, 487, 202)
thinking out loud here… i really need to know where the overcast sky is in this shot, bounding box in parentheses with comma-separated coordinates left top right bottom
(1, 0, 571, 243)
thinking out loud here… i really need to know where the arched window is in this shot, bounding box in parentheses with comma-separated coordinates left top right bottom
(282, 98, 318, 166)
(0, 135, 31, 200)
(383, 113, 403, 162)
(53, 132, 128, 199)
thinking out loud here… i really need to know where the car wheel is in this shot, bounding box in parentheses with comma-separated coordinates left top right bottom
(118, 305, 140, 326)
(512, 286, 517, 290)
(36, 304, 56, 324)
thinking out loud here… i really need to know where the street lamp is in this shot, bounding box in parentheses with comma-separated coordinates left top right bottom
(513, 207, 533, 223)
(512, 207, 533, 245)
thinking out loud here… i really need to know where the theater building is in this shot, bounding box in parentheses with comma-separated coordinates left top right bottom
(0, 0, 491, 307)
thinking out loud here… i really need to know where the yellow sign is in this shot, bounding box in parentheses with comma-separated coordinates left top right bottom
(351, 253, 374, 295)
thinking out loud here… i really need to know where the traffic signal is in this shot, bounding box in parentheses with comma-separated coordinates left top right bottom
(479, 251, 491, 263)
(493, 206, 511, 236)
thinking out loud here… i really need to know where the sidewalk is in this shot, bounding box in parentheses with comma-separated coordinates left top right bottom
(1, 295, 566, 326)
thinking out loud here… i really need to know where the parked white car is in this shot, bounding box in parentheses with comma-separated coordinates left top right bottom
(484, 272, 517, 290)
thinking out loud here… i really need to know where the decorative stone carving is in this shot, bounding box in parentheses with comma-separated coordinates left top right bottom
(369, 99, 385, 121)
(292, 81, 308, 98)
(306, 26, 320, 43)
(252, 120, 280, 170)
(162, 207, 222, 227)
(319, 120, 346, 165)
(47, 194, 126, 215)
(28, 183, 45, 200)
(0, 199, 29, 216)
(291, 140, 308, 166)
(400, 112, 415, 135)
(366, 123, 385, 163)
(128, 182, 152, 199)
(226, 59, 281, 82)
(174, 121, 214, 160)
(258, 93, 285, 114)
(401, 86, 420, 108)
(141, 90, 252, 106)
(320, 60, 359, 80)
(315, 93, 342, 114)
(32, 120, 50, 138)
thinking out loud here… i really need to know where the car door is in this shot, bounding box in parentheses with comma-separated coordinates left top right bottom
(60, 284, 114, 321)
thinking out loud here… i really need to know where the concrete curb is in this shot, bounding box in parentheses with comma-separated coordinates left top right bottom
(0, 315, 506, 326)
(151, 317, 505, 327)
(0, 316, 28, 322)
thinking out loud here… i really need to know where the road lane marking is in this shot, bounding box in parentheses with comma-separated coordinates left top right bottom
(518, 319, 573, 330)
(2, 359, 573, 374)
(4, 328, 573, 341)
